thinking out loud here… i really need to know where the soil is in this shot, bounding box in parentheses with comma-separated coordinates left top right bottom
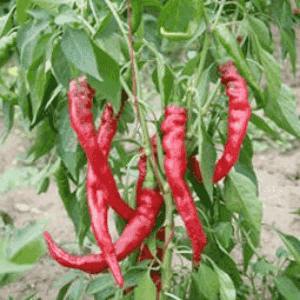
(0, 24, 300, 300)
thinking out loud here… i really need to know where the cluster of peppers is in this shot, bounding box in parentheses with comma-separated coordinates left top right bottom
(44, 60, 251, 293)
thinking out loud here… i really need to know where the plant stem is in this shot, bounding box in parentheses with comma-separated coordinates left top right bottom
(161, 189, 174, 300)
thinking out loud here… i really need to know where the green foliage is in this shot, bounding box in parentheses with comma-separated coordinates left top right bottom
(0, 220, 46, 288)
(0, 0, 300, 299)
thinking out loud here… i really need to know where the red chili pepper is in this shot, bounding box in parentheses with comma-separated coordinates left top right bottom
(86, 164, 124, 287)
(188, 156, 203, 183)
(68, 77, 100, 163)
(188, 61, 251, 183)
(44, 145, 163, 277)
(58, 77, 124, 286)
(161, 105, 207, 266)
(96, 103, 135, 220)
(44, 188, 162, 272)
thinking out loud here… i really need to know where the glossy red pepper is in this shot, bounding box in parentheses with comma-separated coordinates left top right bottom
(189, 60, 251, 183)
(44, 143, 163, 278)
(44, 189, 163, 273)
(48, 77, 124, 287)
(161, 105, 207, 266)
(96, 103, 135, 221)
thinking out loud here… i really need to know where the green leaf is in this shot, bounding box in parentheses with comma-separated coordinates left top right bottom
(235, 135, 258, 188)
(0, 6, 15, 37)
(26, 119, 57, 162)
(275, 230, 300, 265)
(76, 184, 90, 247)
(31, 33, 53, 66)
(27, 59, 46, 124)
(94, 13, 125, 65)
(199, 119, 216, 201)
(17, 19, 49, 69)
(16, 0, 31, 24)
(0, 259, 33, 274)
(32, 0, 73, 16)
(247, 16, 273, 53)
(55, 103, 81, 179)
(251, 0, 268, 11)
(252, 258, 279, 275)
(158, 0, 203, 40)
(0, 81, 18, 105)
(7, 221, 46, 264)
(86, 266, 147, 297)
(51, 42, 73, 87)
(281, 28, 297, 74)
(18, 68, 31, 121)
(53, 271, 78, 288)
(284, 261, 300, 279)
(274, 275, 300, 300)
(250, 113, 283, 141)
(87, 42, 121, 110)
(192, 264, 219, 300)
(134, 272, 156, 300)
(66, 277, 84, 300)
(54, 160, 81, 234)
(0, 101, 14, 144)
(197, 67, 211, 107)
(0, 34, 15, 68)
(37, 177, 50, 194)
(258, 46, 281, 104)
(213, 24, 264, 106)
(131, 0, 143, 33)
(264, 84, 300, 139)
(85, 274, 116, 298)
(207, 258, 236, 300)
(29, 71, 59, 130)
(142, 0, 162, 9)
(152, 64, 174, 107)
(56, 282, 73, 300)
(55, 12, 79, 25)
(214, 222, 232, 250)
(60, 27, 102, 81)
(11, 238, 45, 265)
(224, 171, 262, 269)
(213, 240, 243, 288)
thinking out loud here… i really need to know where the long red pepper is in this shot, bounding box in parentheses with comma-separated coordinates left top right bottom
(135, 139, 163, 295)
(45, 78, 163, 286)
(161, 105, 207, 266)
(96, 103, 135, 220)
(44, 150, 163, 275)
(46, 77, 124, 287)
(189, 61, 251, 183)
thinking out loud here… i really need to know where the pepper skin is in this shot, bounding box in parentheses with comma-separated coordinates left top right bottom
(161, 105, 207, 266)
(96, 103, 135, 220)
(188, 61, 251, 183)
(44, 188, 163, 276)
(213, 60, 251, 182)
(51, 77, 124, 287)
(44, 144, 163, 278)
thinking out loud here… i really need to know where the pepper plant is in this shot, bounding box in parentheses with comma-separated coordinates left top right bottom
(1, 0, 300, 299)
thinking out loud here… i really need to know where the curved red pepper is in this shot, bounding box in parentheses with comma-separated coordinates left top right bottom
(44, 142, 163, 278)
(189, 61, 251, 183)
(44, 185, 163, 276)
(48, 78, 124, 286)
(161, 105, 207, 266)
(96, 104, 135, 220)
